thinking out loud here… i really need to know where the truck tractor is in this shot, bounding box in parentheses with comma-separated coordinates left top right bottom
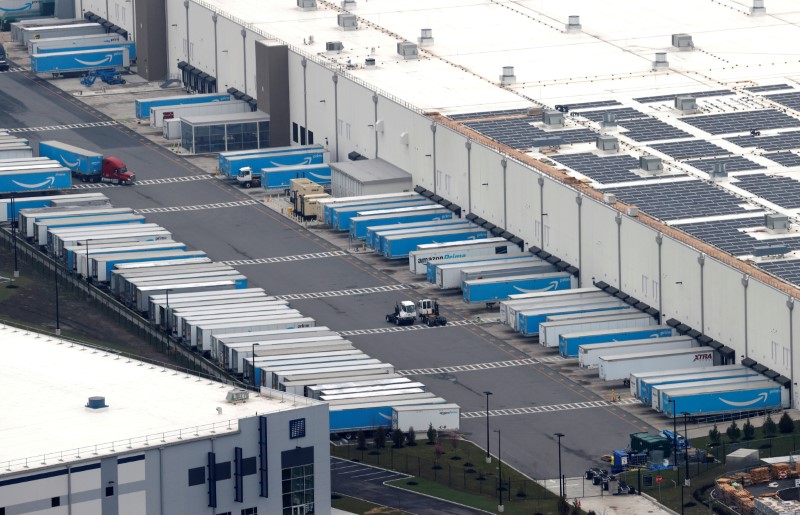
(38, 141, 135, 184)
(386, 300, 416, 326)
(236, 166, 262, 188)
(417, 298, 447, 327)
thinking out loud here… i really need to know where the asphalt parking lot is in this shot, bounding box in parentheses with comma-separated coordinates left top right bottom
(0, 56, 653, 479)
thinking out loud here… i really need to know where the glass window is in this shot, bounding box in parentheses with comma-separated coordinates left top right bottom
(281, 463, 314, 513)
(210, 124, 227, 153)
(300, 127, 306, 145)
(289, 418, 306, 439)
(242, 122, 258, 150)
(258, 121, 270, 149)
(181, 122, 193, 153)
(292, 123, 299, 143)
(308, 130, 314, 144)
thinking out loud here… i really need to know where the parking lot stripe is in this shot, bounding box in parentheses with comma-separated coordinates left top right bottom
(72, 175, 214, 189)
(398, 357, 539, 376)
(220, 251, 347, 267)
(133, 200, 257, 214)
(460, 397, 639, 418)
(277, 282, 426, 301)
(0, 120, 119, 133)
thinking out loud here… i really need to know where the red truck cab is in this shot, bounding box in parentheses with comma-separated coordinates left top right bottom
(102, 157, 135, 184)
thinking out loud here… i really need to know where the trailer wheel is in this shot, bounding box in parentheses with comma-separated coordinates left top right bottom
(244, 182, 252, 189)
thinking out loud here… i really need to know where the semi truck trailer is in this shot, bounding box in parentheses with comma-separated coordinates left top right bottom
(39, 141, 134, 184)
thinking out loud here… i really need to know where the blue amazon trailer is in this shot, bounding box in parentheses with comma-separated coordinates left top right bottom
(463, 272, 573, 305)
(236, 163, 331, 190)
(350, 207, 455, 239)
(372, 222, 473, 251)
(382, 228, 489, 259)
(368, 220, 472, 251)
(219, 148, 329, 179)
(30, 47, 131, 74)
(321, 193, 422, 225)
(652, 375, 768, 412)
(558, 325, 674, 358)
(134, 93, 231, 120)
(217, 144, 323, 173)
(517, 300, 630, 336)
(329, 397, 449, 435)
(37, 41, 136, 61)
(330, 199, 432, 231)
(0, 167, 71, 194)
(636, 365, 749, 401)
(662, 381, 788, 418)
(1, 192, 108, 223)
(28, 33, 129, 54)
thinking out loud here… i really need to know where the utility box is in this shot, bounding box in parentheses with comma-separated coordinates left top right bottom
(653, 52, 669, 70)
(726, 448, 760, 472)
(566, 15, 581, 32)
(596, 135, 619, 153)
(542, 110, 564, 127)
(417, 28, 434, 46)
(672, 33, 694, 49)
(640, 155, 663, 173)
(675, 96, 697, 113)
(710, 161, 728, 179)
(397, 41, 418, 59)
(602, 112, 617, 128)
(297, 0, 316, 8)
(337, 13, 357, 30)
(765, 213, 790, 233)
(753, 243, 790, 257)
(326, 41, 344, 51)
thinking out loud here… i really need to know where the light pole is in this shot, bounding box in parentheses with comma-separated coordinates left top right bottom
(484, 391, 493, 464)
(555, 432, 565, 500)
(54, 259, 60, 335)
(251, 342, 260, 387)
(669, 399, 682, 515)
(495, 429, 503, 513)
(164, 289, 172, 336)
(85, 239, 90, 285)
(10, 193, 18, 279)
(682, 411, 690, 515)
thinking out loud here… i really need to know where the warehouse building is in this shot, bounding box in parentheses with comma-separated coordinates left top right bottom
(70, 0, 800, 408)
(0, 324, 330, 515)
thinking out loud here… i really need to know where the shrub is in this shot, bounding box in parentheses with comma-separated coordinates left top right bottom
(392, 428, 405, 448)
(726, 421, 741, 442)
(779, 412, 795, 434)
(709, 424, 721, 446)
(764, 414, 777, 438)
(356, 430, 367, 451)
(374, 426, 386, 449)
(743, 419, 755, 441)
(426, 423, 437, 445)
(406, 426, 417, 446)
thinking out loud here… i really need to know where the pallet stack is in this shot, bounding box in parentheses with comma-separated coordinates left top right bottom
(750, 467, 771, 484)
(755, 497, 800, 515)
(770, 463, 792, 480)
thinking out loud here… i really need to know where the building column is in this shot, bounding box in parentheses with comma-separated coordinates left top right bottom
(655, 232, 663, 324)
(576, 194, 583, 285)
(430, 123, 437, 194)
(465, 140, 472, 214)
(241, 29, 247, 94)
(332, 73, 339, 161)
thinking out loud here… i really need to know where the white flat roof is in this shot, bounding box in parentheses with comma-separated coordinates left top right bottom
(0, 324, 319, 473)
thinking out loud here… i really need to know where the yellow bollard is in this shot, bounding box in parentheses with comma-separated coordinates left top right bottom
(611, 388, 616, 402)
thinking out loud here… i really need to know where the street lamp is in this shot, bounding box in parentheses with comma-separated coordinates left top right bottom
(484, 391, 493, 464)
(682, 411, 691, 514)
(668, 399, 682, 515)
(10, 193, 18, 279)
(251, 342, 260, 387)
(495, 429, 504, 513)
(164, 289, 172, 337)
(555, 432, 565, 500)
(53, 259, 60, 336)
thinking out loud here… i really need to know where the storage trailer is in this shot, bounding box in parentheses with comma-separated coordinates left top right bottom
(652, 375, 769, 412)
(253, 355, 377, 387)
(629, 365, 743, 399)
(179, 306, 296, 340)
(306, 377, 415, 399)
(277, 364, 396, 394)
(90, 250, 209, 282)
(133, 278, 248, 314)
(637, 368, 755, 404)
(410, 237, 523, 275)
(70, 241, 186, 273)
(598, 347, 716, 381)
(0, 166, 71, 194)
(331, 200, 432, 231)
(579, 336, 697, 369)
(500, 289, 608, 327)
(30, 47, 131, 75)
(21, 206, 132, 239)
(50, 224, 169, 256)
(383, 228, 489, 259)
(215, 329, 340, 367)
(0, 193, 109, 222)
(559, 326, 674, 358)
(517, 300, 631, 336)
(20, 23, 106, 45)
(148, 288, 268, 323)
(134, 93, 232, 120)
(365, 220, 479, 253)
(193, 317, 317, 351)
(320, 193, 423, 225)
(230, 338, 351, 374)
(328, 397, 449, 435)
(662, 381, 789, 418)
(111, 263, 233, 297)
(349, 206, 454, 239)
(539, 312, 655, 348)
(28, 32, 130, 54)
(370, 222, 475, 252)
(463, 272, 574, 305)
(34, 213, 144, 246)
(184, 311, 304, 344)
(434, 255, 547, 289)
(219, 147, 329, 179)
(392, 404, 461, 432)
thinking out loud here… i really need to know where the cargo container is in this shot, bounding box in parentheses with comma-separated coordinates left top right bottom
(428, 251, 538, 285)
(306, 377, 415, 399)
(134, 93, 232, 120)
(0, 166, 71, 194)
(230, 338, 351, 374)
(463, 272, 574, 305)
(90, 250, 208, 282)
(254, 355, 376, 387)
(540, 312, 655, 348)
(662, 382, 788, 418)
(503, 292, 613, 330)
(30, 47, 131, 74)
(28, 33, 129, 54)
(20, 206, 132, 239)
(20, 23, 106, 45)
(328, 397, 449, 434)
(133, 278, 246, 314)
(598, 347, 716, 381)
(320, 193, 422, 225)
(330, 200, 433, 231)
(433, 257, 546, 290)
(652, 375, 768, 412)
(217, 144, 325, 177)
(371, 222, 474, 252)
(149, 99, 249, 128)
(629, 365, 743, 399)
(392, 403, 461, 432)
(410, 238, 521, 275)
(277, 363, 395, 392)
(367, 220, 479, 252)
(383, 228, 489, 259)
(148, 288, 268, 324)
(193, 317, 316, 351)
(34, 213, 144, 246)
(559, 326, 674, 358)
(218, 149, 329, 179)
(69, 241, 185, 273)
(580, 336, 696, 369)
(349, 207, 454, 240)
(517, 300, 631, 336)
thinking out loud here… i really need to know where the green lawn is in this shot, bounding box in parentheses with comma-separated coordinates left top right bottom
(331, 492, 412, 515)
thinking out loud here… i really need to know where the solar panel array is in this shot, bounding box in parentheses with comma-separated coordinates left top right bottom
(684, 156, 764, 173)
(634, 89, 734, 103)
(463, 118, 596, 149)
(549, 153, 666, 185)
(757, 260, 800, 287)
(766, 152, 800, 167)
(651, 140, 731, 159)
(447, 108, 532, 121)
(726, 131, 800, 151)
(734, 174, 800, 209)
(608, 180, 747, 221)
(681, 109, 800, 135)
(766, 91, 800, 111)
(745, 84, 793, 93)
(673, 217, 799, 256)
(561, 100, 621, 110)
(574, 108, 648, 123)
(619, 118, 693, 142)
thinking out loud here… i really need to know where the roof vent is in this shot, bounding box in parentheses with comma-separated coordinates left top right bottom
(652, 52, 669, 70)
(500, 66, 516, 85)
(596, 135, 619, 153)
(365, 57, 376, 68)
(297, 0, 316, 9)
(675, 95, 697, 114)
(603, 193, 617, 204)
(418, 28, 434, 46)
(601, 112, 617, 128)
(640, 155, 663, 173)
(542, 110, 564, 127)
(397, 41, 419, 59)
(226, 389, 250, 404)
(337, 13, 357, 30)
(672, 33, 694, 50)
(765, 213, 790, 233)
(751, 0, 766, 15)
(566, 15, 581, 32)
(325, 41, 344, 52)
(86, 396, 108, 409)
(341, 0, 356, 8)
(626, 206, 639, 217)
(710, 161, 728, 180)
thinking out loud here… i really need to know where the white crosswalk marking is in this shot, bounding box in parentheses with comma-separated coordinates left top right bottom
(0, 67, 25, 74)
(276, 282, 426, 301)
(460, 397, 639, 419)
(339, 319, 474, 336)
(221, 251, 348, 267)
(398, 357, 540, 376)
(134, 200, 257, 214)
(72, 175, 214, 189)
(0, 120, 119, 133)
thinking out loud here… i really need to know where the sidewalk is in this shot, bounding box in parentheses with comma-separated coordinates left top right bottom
(540, 476, 677, 515)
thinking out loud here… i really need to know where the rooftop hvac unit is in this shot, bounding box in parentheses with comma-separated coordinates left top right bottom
(753, 243, 789, 257)
(675, 96, 697, 113)
(566, 15, 581, 32)
(596, 135, 619, 152)
(337, 13, 357, 30)
(672, 33, 694, 49)
(542, 110, 564, 127)
(418, 28, 434, 46)
(326, 41, 344, 51)
(500, 66, 516, 85)
(86, 396, 108, 409)
(225, 389, 250, 403)
(602, 112, 617, 128)
(365, 57, 376, 68)
(710, 161, 728, 179)
(341, 0, 356, 8)
(752, 0, 765, 15)
(297, 0, 316, 9)
(640, 155, 663, 173)
(397, 41, 418, 59)
(603, 193, 617, 204)
(626, 206, 639, 217)
(653, 52, 669, 70)
(765, 213, 790, 233)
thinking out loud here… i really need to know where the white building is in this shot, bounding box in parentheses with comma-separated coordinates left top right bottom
(71, 0, 800, 407)
(0, 323, 330, 515)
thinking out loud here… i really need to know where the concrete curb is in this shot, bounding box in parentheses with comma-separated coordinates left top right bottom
(382, 478, 495, 514)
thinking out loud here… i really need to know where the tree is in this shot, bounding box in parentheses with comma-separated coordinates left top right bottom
(374, 426, 386, 449)
(743, 419, 755, 441)
(392, 428, 405, 448)
(764, 414, 777, 438)
(709, 424, 721, 446)
(779, 412, 795, 434)
(356, 430, 367, 451)
(406, 426, 417, 446)
(427, 423, 437, 445)
(726, 421, 741, 442)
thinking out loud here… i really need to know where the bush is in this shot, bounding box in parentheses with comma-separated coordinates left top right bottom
(743, 419, 755, 441)
(406, 427, 417, 446)
(726, 421, 741, 442)
(426, 423, 437, 445)
(764, 414, 777, 438)
(374, 426, 386, 449)
(356, 430, 367, 451)
(779, 412, 795, 434)
(392, 428, 405, 448)
(709, 424, 721, 446)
